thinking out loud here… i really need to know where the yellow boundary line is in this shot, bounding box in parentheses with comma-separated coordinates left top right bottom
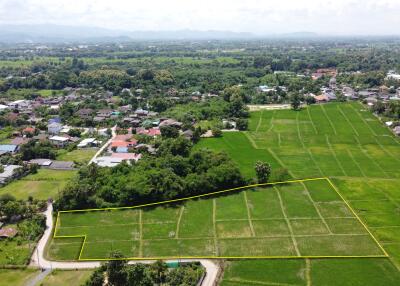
(53, 177, 389, 261)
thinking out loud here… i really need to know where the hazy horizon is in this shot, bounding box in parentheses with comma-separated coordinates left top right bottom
(0, 0, 400, 36)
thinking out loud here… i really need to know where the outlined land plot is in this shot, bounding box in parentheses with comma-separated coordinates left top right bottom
(52, 178, 387, 260)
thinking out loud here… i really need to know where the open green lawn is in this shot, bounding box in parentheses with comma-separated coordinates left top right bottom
(0, 269, 39, 286)
(48, 178, 384, 260)
(36, 89, 63, 97)
(38, 270, 93, 286)
(57, 148, 98, 164)
(0, 169, 76, 200)
(0, 240, 35, 265)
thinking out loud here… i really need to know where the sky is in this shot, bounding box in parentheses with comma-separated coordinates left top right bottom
(0, 0, 400, 35)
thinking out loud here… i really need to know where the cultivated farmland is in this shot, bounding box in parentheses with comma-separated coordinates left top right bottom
(195, 101, 400, 283)
(48, 178, 385, 260)
(47, 101, 400, 285)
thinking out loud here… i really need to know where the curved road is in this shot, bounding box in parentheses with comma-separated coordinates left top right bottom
(29, 203, 220, 285)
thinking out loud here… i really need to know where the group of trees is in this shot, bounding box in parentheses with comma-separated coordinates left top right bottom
(19, 140, 57, 161)
(85, 252, 205, 286)
(55, 138, 245, 210)
(0, 194, 46, 222)
(371, 100, 400, 120)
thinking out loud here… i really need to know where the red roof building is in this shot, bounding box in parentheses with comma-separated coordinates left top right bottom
(23, 127, 35, 134)
(136, 127, 161, 137)
(111, 153, 142, 161)
(0, 227, 18, 238)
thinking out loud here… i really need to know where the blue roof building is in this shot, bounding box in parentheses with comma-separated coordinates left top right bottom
(0, 144, 18, 153)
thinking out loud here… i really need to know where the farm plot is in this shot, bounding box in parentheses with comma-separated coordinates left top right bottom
(50, 178, 385, 260)
(198, 102, 400, 180)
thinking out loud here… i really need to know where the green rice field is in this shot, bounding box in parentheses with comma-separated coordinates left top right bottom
(194, 102, 400, 283)
(48, 178, 385, 260)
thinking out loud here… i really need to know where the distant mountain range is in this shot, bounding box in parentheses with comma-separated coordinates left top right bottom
(0, 24, 321, 43)
(0, 25, 256, 43)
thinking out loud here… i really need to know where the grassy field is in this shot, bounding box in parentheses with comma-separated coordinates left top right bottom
(56, 148, 98, 164)
(0, 240, 35, 265)
(0, 169, 76, 200)
(39, 270, 93, 286)
(0, 269, 39, 286)
(48, 178, 385, 260)
(197, 102, 400, 180)
(221, 258, 400, 286)
(195, 102, 400, 283)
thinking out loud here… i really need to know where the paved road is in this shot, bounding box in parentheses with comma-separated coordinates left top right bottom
(88, 125, 117, 165)
(29, 203, 220, 285)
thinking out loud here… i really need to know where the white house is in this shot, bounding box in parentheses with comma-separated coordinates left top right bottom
(257, 85, 276, 93)
(77, 138, 99, 148)
(8, 100, 30, 110)
(48, 122, 63, 135)
(386, 71, 400, 81)
(49, 136, 69, 147)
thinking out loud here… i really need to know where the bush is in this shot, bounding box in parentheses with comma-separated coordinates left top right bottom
(211, 127, 222, 137)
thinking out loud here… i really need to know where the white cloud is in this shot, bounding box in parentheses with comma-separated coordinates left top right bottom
(0, 0, 399, 35)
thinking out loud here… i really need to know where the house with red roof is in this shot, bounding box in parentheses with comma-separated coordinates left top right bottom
(22, 127, 36, 135)
(136, 127, 161, 137)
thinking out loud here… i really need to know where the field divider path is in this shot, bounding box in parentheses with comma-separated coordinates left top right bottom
(320, 104, 337, 135)
(244, 132, 260, 149)
(139, 210, 143, 257)
(278, 133, 281, 147)
(337, 105, 359, 136)
(326, 179, 389, 257)
(306, 258, 312, 286)
(243, 192, 256, 237)
(296, 112, 324, 176)
(353, 135, 390, 178)
(349, 104, 377, 136)
(266, 110, 276, 133)
(301, 182, 333, 234)
(175, 206, 185, 239)
(274, 186, 301, 256)
(306, 106, 318, 134)
(255, 109, 264, 132)
(346, 149, 367, 177)
(267, 148, 296, 178)
(364, 181, 400, 209)
(373, 137, 400, 164)
(212, 199, 219, 256)
(325, 135, 348, 176)
(306, 149, 324, 177)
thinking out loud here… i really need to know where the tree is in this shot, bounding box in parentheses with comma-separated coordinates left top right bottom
(107, 251, 127, 286)
(290, 93, 302, 110)
(236, 118, 248, 131)
(160, 125, 179, 139)
(372, 101, 385, 114)
(84, 268, 105, 286)
(126, 264, 152, 286)
(150, 260, 168, 285)
(211, 127, 222, 137)
(255, 161, 271, 183)
(305, 96, 316, 105)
